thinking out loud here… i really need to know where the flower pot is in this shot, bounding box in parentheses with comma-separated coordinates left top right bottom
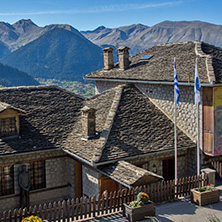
(123, 201, 155, 222)
(191, 187, 220, 206)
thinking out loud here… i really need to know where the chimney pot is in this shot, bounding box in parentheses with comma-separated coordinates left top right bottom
(103, 47, 114, 70)
(118, 46, 130, 70)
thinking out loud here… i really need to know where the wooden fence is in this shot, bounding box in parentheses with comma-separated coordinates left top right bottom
(210, 160, 222, 179)
(0, 174, 208, 222)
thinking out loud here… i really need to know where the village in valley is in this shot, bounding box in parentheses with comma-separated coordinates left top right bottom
(0, 1, 222, 221)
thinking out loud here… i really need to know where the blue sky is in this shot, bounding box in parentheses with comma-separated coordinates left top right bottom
(0, 0, 221, 31)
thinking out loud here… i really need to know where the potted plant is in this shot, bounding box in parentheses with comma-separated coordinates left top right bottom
(123, 192, 155, 222)
(191, 184, 220, 206)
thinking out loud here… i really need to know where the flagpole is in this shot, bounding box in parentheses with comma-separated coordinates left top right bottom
(174, 57, 178, 185)
(197, 102, 200, 175)
(174, 89, 178, 184)
(195, 58, 201, 175)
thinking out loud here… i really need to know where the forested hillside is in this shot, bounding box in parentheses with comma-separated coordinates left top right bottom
(0, 62, 39, 87)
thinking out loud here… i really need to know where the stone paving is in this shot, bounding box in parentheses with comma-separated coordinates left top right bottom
(83, 189, 222, 222)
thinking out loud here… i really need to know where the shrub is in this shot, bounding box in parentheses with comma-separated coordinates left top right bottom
(197, 184, 214, 192)
(22, 216, 42, 222)
(129, 192, 150, 207)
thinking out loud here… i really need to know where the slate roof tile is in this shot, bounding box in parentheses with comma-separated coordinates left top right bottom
(86, 41, 222, 84)
(0, 85, 84, 154)
(98, 161, 163, 187)
(0, 84, 195, 163)
(63, 84, 195, 163)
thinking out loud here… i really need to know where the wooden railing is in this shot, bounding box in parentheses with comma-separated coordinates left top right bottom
(0, 174, 208, 222)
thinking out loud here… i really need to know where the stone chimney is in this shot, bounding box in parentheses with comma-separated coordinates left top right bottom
(118, 46, 130, 70)
(103, 47, 114, 70)
(81, 106, 96, 139)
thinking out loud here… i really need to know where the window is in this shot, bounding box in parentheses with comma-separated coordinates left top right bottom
(28, 160, 46, 190)
(0, 117, 17, 137)
(0, 165, 14, 196)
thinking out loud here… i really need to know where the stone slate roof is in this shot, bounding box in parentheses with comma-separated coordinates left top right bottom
(63, 84, 195, 164)
(0, 102, 25, 114)
(0, 85, 84, 155)
(0, 84, 195, 163)
(86, 41, 222, 84)
(98, 161, 163, 187)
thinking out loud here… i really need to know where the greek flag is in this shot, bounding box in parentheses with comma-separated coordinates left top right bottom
(194, 59, 201, 104)
(174, 59, 180, 106)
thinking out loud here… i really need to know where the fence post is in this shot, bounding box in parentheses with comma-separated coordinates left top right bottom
(34, 206, 37, 216)
(58, 201, 61, 222)
(23, 208, 27, 218)
(48, 203, 52, 222)
(8, 210, 12, 222)
(113, 190, 117, 212)
(75, 198, 79, 220)
(19, 208, 22, 222)
(39, 205, 43, 221)
(3, 211, 6, 222)
(14, 209, 18, 222)
(92, 196, 96, 218)
(62, 200, 66, 222)
(84, 197, 88, 219)
(66, 200, 70, 222)
(71, 199, 75, 221)
(53, 202, 57, 222)
(43, 203, 47, 221)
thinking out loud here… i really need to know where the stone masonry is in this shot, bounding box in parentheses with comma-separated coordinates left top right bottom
(82, 165, 101, 197)
(0, 149, 75, 212)
(128, 148, 196, 179)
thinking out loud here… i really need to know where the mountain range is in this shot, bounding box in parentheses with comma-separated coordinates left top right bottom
(0, 19, 222, 85)
(81, 21, 222, 55)
(0, 19, 103, 81)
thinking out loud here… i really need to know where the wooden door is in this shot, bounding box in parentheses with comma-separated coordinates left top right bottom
(163, 159, 175, 181)
(100, 176, 119, 195)
(75, 161, 82, 198)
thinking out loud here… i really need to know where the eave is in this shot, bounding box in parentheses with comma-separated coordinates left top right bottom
(84, 77, 214, 87)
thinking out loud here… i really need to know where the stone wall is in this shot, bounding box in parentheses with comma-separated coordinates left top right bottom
(95, 80, 201, 145)
(137, 83, 202, 143)
(127, 148, 195, 179)
(95, 81, 120, 94)
(0, 149, 75, 212)
(82, 165, 100, 197)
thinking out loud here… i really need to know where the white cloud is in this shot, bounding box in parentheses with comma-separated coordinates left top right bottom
(0, 1, 183, 16)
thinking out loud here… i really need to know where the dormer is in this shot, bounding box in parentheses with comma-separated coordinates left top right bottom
(0, 102, 25, 138)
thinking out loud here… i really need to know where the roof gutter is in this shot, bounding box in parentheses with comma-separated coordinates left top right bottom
(91, 145, 195, 167)
(61, 147, 93, 166)
(0, 147, 60, 158)
(84, 77, 214, 87)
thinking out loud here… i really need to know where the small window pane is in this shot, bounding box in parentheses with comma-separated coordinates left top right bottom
(29, 161, 46, 190)
(0, 165, 14, 196)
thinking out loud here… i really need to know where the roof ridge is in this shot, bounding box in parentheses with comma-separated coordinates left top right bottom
(130, 41, 198, 59)
(0, 84, 85, 100)
(156, 40, 198, 48)
(195, 41, 216, 83)
(91, 85, 125, 164)
(0, 84, 57, 91)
